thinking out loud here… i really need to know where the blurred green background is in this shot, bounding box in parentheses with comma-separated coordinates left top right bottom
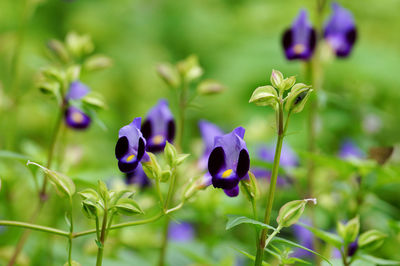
(1, 0, 400, 265)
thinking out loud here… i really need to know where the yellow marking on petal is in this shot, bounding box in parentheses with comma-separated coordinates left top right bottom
(126, 154, 135, 162)
(152, 135, 164, 145)
(293, 44, 306, 54)
(222, 169, 233, 178)
(71, 111, 84, 123)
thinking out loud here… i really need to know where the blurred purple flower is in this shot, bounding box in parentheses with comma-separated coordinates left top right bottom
(125, 163, 151, 188)
(208, 127, 250, 197)
(252, 143, 298, 186)
(339, 140, 364, 160)
(141, 99, 175, 153)
(115, 117, 148, 173)
(168, 222, 195, 242)
(292, 219, 314, 258)
(324, 3, 357, 57)
(347, 239, 358, 257)
(282, 9, 317, 60)
(198, 120, 224, 171)
(64, 81, 92, 130)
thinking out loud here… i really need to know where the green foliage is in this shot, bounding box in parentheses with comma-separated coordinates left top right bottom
(226, 215, 276, 231)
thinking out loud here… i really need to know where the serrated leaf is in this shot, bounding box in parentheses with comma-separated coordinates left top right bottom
(298, 222, 342, 248)
(272, 237, 332, 265)
(226, 215, 276, 231)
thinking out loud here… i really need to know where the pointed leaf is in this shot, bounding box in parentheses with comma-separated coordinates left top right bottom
(226, 215, 276, 231)
(298, 222, 342, 248)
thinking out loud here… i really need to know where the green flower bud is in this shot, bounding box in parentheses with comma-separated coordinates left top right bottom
(177, 55, 203, 82)
(277, 198, 317, 228)
(114, 198, 143, 216)
(240, 172, 259, 202)
(160, 170, 172, 182)
(142, 152, 161, 179)
(270, 69, 284, 89)
(66, 65, 81, 83)
(281, 76, 296, 91)
(156, 63, 180, 88)
(249, 85, 278, 107)
(47, 39, 70, 63)
(164, 141, 177, 166)
(358, 230, 387, 251)
(197, 79, 225, 95)
(82, 91, 107, 109)
(338, 216, 360, 244)
(81, 200, 101, 219)
(84, 55, 113, 71)
(65, 32, 94, 58)
(98, 180, 109, 203)
(285, 83, 313, 113)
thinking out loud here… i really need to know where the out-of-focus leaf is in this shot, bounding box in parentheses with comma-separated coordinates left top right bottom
(114, 198, 143, 216)
(233, 247, 270, 266)
(226, 215, 275, 231)
(0, 150, 30, 162)
(358, 254, 400, 265)
(272, 237, 332, 265)
(298, 222, 342, 248)
(63, 261, 81, 266)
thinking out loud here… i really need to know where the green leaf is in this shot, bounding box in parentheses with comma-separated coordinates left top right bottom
(285, 83, 312, 113)
(0, 150, 30, 162)
(114, 198, 143, 216)
(82, 91, 107, 109)
(298, 222, 342, 248)
(98, 180, 109, 202)
(358, 254, 400, 265)
(27, 161, 75, 198)
(226, 215, 276, 231)
(272, 237, 332, 265)
(358, 230, 387, 251)
(233, 247, 270, 266)
(78, 188, 100, 201)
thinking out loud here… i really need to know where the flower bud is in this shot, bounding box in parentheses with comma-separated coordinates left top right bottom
(249, 85, 278, 107)
(164, 141, 177, 167)
(177, 55, 203, 82)
(338, 216, 360, 244)
(270, 69, 284, 89)
(157, 63, 180, 88)
(197, 79, 225, 95)
(285, 83, 313, 113)
(358, 229, 387, 251)
(281, 76, 296, 91)
(141, 152, 161, 179)
(277, 198, 317, 227)
(240, 172, 259, 202)
(47, 39, 69, 63)
(84, 55, 113, 71)
(81, 200, 100, 219)
(65, 32, 94, 58)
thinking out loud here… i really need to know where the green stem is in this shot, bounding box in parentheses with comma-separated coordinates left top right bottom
(67, 197, 74, 266)
(96, 208, 108, 266)
(0, 220, 70, 237)
(254, 101, 285, 266)
(264, 225, 282, 249)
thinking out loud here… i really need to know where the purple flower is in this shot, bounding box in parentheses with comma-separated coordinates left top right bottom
(168, 222, 195, 242)
(339, 140, 364, 160)
(324, 3, 357, 57)
(64, 81, 92, 130)
(115, 117, 148, 173)
(347, 239, 358, 257)
(282, 10, 317, 61)
(125, 163, 151, 188)
(141, 99, 175, 153)
(292, 220, 314, 258)
(208, 127, 250, 197)
(252, 144, 298, 186)
(198, 120, 224, 171)
(64, 106, 91, 129)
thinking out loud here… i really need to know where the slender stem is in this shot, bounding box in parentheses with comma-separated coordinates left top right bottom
(340, 249, 350, 266)
(158, 217, 170, 266)
(96, 208, 108, 266)
(254, 101, 285, 266)
(164, 167, 177, 211)
(155, 176, 164, 207)
(73, 212, 164, 238)
(0, 220, 69, 237)
(67, 197, 74, 266)
(41, 105, 65, 199)
(264, 225, 282, 249)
